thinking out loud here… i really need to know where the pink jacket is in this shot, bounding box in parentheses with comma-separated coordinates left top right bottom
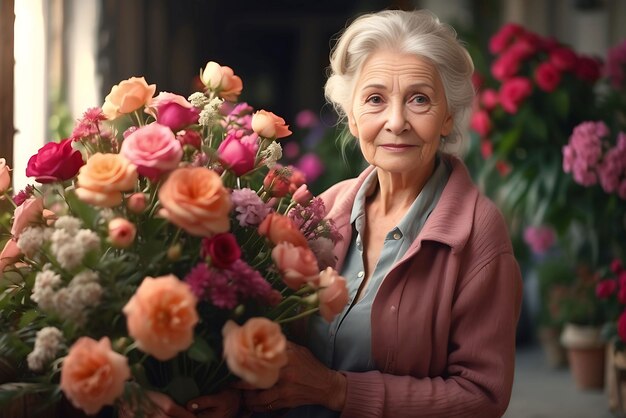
(319, 155, 523, 418)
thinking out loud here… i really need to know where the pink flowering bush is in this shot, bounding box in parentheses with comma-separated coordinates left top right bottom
(0, 61, 348, 415)
(466, 23, 602, 254)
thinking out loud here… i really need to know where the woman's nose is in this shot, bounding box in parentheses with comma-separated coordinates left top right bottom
(384, 103, 409, 134)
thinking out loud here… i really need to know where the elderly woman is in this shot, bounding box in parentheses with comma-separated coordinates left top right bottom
(169, 8, 522, 418)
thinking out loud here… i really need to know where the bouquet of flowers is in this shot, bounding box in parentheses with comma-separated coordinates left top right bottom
(0, 60, 348, 416)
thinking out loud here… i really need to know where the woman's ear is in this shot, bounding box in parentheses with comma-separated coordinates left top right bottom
(441, 113, 453, 137)
(347, 113, 359, 137)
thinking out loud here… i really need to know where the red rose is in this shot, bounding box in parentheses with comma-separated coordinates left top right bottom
(480, 88, 499, 111)
(550, 47, 577, 71)
(575, 56, 602, 83)
(488, 23, 524, 54)
(618, 285, 626, 305)
(611, 259, 624, 275)
(26, 139, 84, 183)
(201, 233, 241, 269)
(491, 51, 521, 81)
(499, 77, 533, 114)
(595, 279, 617, 299)
(535, 61, 562, 92)
(618, 311, 626, 343)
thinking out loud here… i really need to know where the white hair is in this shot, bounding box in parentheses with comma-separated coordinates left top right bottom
(324, 9, 475, 155)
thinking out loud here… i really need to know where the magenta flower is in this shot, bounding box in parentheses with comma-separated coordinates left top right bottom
(230, 188, 271, 227)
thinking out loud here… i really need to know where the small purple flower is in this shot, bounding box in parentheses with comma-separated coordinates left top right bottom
(231, 188, 271, 227)
(13, 185, 35, 206)
(184, 263, 212, 298)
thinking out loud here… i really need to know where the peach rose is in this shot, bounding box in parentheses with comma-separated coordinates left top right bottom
(222, 318, 288, 389)
(60, 337, 130, 415)
(317, 267, 349, 322)
(120, 123, 183, 180)
(75, 153, 138, 208)
(102, 76, 156, 120)
(11, 197, 44, 238)
(158, 167, 231, 237)
(0, 239, 22, 272)
(123, 275, 199, 360)
(108, 218, 136, 248)
(258, 213, 307, 248)
(251, 110, 292, 139)
(0, 158, 11, 194)
(200, 61, 243, 101)
(271, 242, 319, 290)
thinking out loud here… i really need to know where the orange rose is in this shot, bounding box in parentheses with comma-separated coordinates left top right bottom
(123, 275, 198, 360)
(258, 213, 307, 248)
(251, 110, 292, 139)
(317, 267, 349, 322)
(271, 242, 320, 290)
(0, 239, 21, 272)
(75, 153, 138, 208)
(60, 337, 130, 415)
(0, 158, 11, 194)
(102, 76, 156, 120)
(200, 61, 243, 101)
(158, 167, 231, 237)
(222, 318, 288, 389)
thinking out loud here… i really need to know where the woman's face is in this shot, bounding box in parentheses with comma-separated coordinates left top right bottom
(348, 50, 453, 176)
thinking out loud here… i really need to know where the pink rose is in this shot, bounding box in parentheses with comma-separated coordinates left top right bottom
(60, 337, 130, 415)
(611, 259, 624, 275)
(201, 233, 241, 269)
(107, 218, 136, 248)
(523, 225, 556, 255)
(480, 88, 499, 111)
(0, 158, 10, 194)
(158, 167, 232, 237)
(317, 267, 349, 322)
(120, 123, 183, 180)
(251, 110, 292, 139)
(292, 184, 313, 205)
(102, 76, 156, 120)
(222, 318, 288, 389)
(488, 23, 523, 54)
(126, 192, 147, 214)
(217, 132, 257, 176)
(25, 139, 84, 184)
(0, 239, 21, 272)
(271, 242, 320, 290)
(296, 153, 324, 183)
(258, 213, 308, 248)
(490, 51, 521, 81)
(499, 77, 533, 114)
(534, 61, 561, 92)
(123, 275, 199, 360)
(148, 92, 200, 132)
(470, 110, 492, 137)
(11, 197, 44, 238)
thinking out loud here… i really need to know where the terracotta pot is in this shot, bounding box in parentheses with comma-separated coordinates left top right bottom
(607, 344, 626, 416)
(560, 323, 605, 390)
(537, 326, 567, 368)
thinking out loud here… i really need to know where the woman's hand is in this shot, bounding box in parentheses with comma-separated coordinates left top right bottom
(118, 391, 196, 418)
(238, 342, 347, 413)
(186, 388, 244, 418)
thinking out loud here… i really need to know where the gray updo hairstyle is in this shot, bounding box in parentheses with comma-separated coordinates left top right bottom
(324, 9, 475, 155)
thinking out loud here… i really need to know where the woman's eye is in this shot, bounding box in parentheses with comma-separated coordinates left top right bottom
(411, 94, 430, 105)
(366, 95, 383, 104)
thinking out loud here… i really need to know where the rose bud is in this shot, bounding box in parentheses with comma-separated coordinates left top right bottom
(107, 218, 136, 249)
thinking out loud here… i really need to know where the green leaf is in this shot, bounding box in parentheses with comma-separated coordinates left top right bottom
(166, 376, 200, 405)
(550, 89, 570, 119)
(64, 189, 100, 230)
(18, 310, 40, 328)
(187, 337, 216, 364)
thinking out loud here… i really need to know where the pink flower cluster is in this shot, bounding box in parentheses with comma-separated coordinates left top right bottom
(563, 121, 626, 198)
(522, 225, 556, 255)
